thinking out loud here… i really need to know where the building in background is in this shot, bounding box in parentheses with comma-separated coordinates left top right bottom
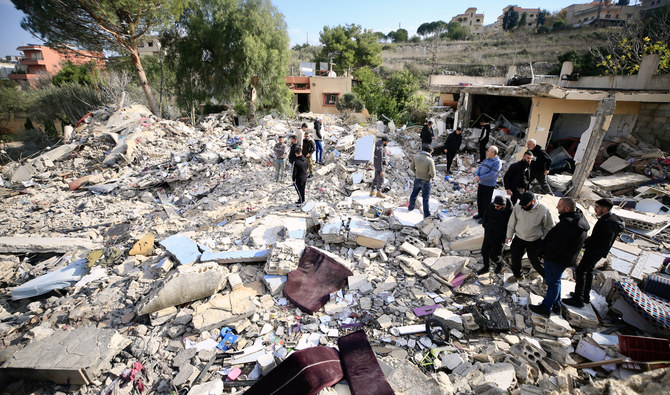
(563, 1, 640, 27)
(285, 75, 352, 114)
(495, 6, 541, 31)
(8, 44, 104, 85)
(450, 8, 485, 35)
(137, 36, 162, 58)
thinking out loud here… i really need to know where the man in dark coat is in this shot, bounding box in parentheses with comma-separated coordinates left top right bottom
(292, 147, 309, 204)
(371, 136, 389, 198)
(302, 132, 316, 177)
(563, 198, 624, 307)
(503, 151, 533, 204)
(421, 120, 434, 146)
(443, 127, 462, 174)
(288, 135, 299, 166)
(478, 120, 491, 162)
(526, 139, 553, 194)
(530, 197, 590, 317)
(478, 195, 513, 275)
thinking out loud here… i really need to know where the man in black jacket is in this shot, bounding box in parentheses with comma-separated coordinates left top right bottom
(288, 135, 299, 166)
(530, 197, 590, 317)
(443, 127, 462, 174)
(421, 120, 434, 146)
(478, 120, 491, 162)
(564, 198, 624, 307)
(503, 151, 533, 204)
(526, 139, 553, 194)
(292, 148, 309, 204)
(302, 132, 316, 177)
(478, 195, 513, 275)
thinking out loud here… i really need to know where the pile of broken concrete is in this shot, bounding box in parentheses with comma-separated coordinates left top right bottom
(0, 104, 669, 394)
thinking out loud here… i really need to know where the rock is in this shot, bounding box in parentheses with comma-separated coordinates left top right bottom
(129, 233, 155, 256)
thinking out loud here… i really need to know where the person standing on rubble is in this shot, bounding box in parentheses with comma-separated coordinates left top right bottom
(314, 117, 324, 164)
(530, 197, 590, 317)
(273, 135, 288, 182)
(296, 123, 307, 148)
(478, 119, 491, 162)
(292, 147, 309, 204)
(526, 139, 553, 195)
(302, 131, 316, 177)
(506, 191, 554, 281)
(478, 195, 513, 275)
(563, 198, 624, 308)
(504, 151, 533, 204)
(288, 135, 299, 167)
(421, 120, 435, 146)
(474, 146, 502, 221)
(444, 127, 462, 174)
(371, 136, 389, 198)
(408, 145, 436, 218)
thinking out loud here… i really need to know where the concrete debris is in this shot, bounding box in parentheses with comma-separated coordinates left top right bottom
(0, 103, 669, 393)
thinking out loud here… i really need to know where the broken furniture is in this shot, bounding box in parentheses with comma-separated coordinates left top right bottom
(337, 330, 394, 395)
(283, 246, 353, 313)
(619, 334, 670, 371)
(613, 273, 670, 336)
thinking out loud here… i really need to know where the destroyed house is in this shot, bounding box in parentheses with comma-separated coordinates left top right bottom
(429, 54, 670, 159)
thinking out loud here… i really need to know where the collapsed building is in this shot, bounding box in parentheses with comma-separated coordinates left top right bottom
(0, 55, 669, 394)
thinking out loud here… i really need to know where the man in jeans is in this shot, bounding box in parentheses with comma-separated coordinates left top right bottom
(530, 197, 590, 317)
(371, 136, 389, 198)
(314, 117, 324, 164)
(474, 146, 502, 221)
(273, 135, 288, 182)
(408, 145, 436, 218)
(506, 192, 554, 281)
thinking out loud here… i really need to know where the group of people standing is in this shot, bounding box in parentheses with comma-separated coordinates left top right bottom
(272, 117, 325, 204)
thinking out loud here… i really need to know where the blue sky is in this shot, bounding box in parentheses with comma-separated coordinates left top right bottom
(1, 0, 585, 57)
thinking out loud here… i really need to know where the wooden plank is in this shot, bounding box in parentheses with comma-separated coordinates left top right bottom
(571, 357, 625, 369)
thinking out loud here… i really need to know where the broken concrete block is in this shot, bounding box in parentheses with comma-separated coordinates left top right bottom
(349, 217, 394, 248)
(424, 256, 468, 282)
(433, 308, 464, 331)
(386, 360, 444, 394)
(480, 363, 516, 390)
(400, 242, 421, 258)
(129, 233, 154, 256)
(137, 263, 227, 315)
(173, 363, 195, 387)
(38, 143, 78, 162)
(10, 163, 36, 183)
(187, 378, 223, 395)
(263, 275, 287, 295)
(3, 326, 130, 385)
(0, 236, 102, 254)
(200, 248, 269, 264)
(563, 302, 599, 329)
(159, 234, 201, 265)
(315, 163, 336, 176)
(264, 239, 305, 275)
(257, 353, 277, 375)
(392, 207, 425, 228)
(442, 352, 467, 370)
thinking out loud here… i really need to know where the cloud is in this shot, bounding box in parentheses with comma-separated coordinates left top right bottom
(0, 0, 14, 6)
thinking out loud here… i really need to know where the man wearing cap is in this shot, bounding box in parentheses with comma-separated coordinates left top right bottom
(314, 117, 324, 164)
(530, 197, 590, 317)
(504, 150, 533, 204)
(443, 127, 462, 174)
(563, 198, 624, 307)
(371, 136, 389, 198)
(408, 145, 436, 218)
(506, 191, 554, 280)
(478, 195, 513, 275)
(474, 146, 502, 221)
(421, 120, 434, 146)
(526, 139, 553, 194)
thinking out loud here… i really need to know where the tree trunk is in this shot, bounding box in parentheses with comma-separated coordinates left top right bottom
(130, 50, 160, 116)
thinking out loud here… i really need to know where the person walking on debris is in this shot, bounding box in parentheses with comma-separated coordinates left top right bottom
(302, 131, 316, 177)
(504, 150, 533, 204)
(408, 145, 436, 218)
(296, 123, 307, 147)
(478, 119, 491, 162)
(288, 135, 299, 167)
(273, 135, 288, 182)
(292, 147, 309, 204)
(506, 191, 554, 281)
(474, 146, 502, 221)
(371, 136, 389, 198)
(443, 127, 462, 174)
(530, 197, 590, 317)
(421, 120, 435, 146)
(563, 198, 624, 308)
(478, 195, 513, 275)
(526, 139, 553, 195)
(314, 117, 324, 164)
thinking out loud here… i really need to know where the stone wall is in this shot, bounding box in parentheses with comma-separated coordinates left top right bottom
(633, 102, 670, 152)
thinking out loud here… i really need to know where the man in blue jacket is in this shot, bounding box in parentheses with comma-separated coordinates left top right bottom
(474, 146, 502, 221)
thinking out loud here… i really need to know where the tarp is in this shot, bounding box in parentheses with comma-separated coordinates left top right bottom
(11, 258, 88, 300)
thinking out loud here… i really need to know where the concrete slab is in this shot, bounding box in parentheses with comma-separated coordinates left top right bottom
(11, 259, 88, 300)
(590, 172, 650, 191)
(3, 326, 130, 385)
(38, 143, 78, 162)
(392, 207, 424, 228)
(424, 256, 468, 282)
(0, 236, 102, 254)
(349, 217, 394, 249)
(159, 234, 201, 265)
(200, 249, 269, 263)
(10, 163, 35, 183)
(353, 135, 374, 162)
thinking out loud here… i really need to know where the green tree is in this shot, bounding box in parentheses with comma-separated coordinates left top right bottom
(163, 0, 292, 116)
(52, 60, 99, 87)
(416, 21, 448, 71)
(336, 92, 364, 118)
(318, 24, 382, 74)
(446, 22, 469, 40)
(518, 12, 527, 29)
(387, 28, 408, 43)
(12, 0, 185, 116)
(550, 50, 606, 76)
(502, 8, 519, 31)
(537, 9, 549, 26)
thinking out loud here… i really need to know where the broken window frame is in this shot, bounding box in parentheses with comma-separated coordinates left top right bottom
(323, 93, 339, 107)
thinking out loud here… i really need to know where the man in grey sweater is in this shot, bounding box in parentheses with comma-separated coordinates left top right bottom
(505, 191, 554, 280)
(408, 145, 436, 218)
(273, 135, 288, 182)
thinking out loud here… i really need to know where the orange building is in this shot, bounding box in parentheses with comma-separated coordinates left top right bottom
(9, 44, 105, 84)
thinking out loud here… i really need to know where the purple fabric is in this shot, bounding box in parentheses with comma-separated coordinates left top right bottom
(284, 247, 353, 313)
(338, 330, 395, 395)
(244, 347, 343, 395)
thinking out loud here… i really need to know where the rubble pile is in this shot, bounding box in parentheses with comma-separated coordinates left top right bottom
(0, 104, 669, 394)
